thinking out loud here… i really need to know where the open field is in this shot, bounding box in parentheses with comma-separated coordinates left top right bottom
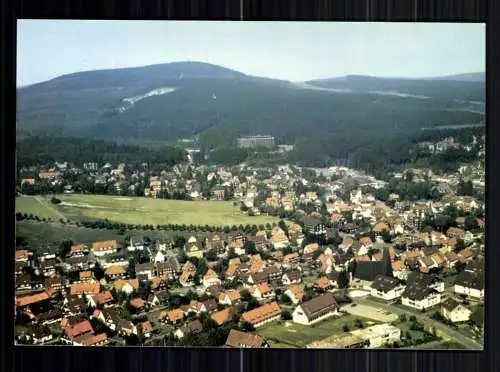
(17, 194, 277, 227)
(16, 196, 64, 220)
(257, 314, 378, 348)
(16, 220, 181, 249)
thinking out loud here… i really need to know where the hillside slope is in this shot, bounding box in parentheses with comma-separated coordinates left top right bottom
(17, 62, 484, 151)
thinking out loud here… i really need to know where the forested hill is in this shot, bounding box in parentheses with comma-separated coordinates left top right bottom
(16, 136, 186, 167)
(18, 62, 484, 167)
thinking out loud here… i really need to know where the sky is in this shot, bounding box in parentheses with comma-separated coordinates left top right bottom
(17, 20, 485, 87)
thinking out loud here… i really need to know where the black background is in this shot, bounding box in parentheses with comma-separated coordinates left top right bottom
(1, 1, 498, 371)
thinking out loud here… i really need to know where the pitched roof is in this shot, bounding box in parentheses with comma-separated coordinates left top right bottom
(129, 297, 146, 309)
(114, 279, 139, 291)
(225, 329, 265, 348)
(105, 265, 126, 276)
(168, 309, 185, 322)
(70, 283, 101, 296)
(299, 293, 338, 321)
(141, 321, 153, 333)
(441, 297, 461, 312)
(181, 320, 203, 334)
(402, 283, 435, 301)
(91, 291, 114, 305)
(316, 277, 331, 289)
(211, 308, 233, 326)
(454, 270, 484, 290)
(286, 284, 304, 302)
(241, 302, 281, 325)
(79, 333, 107, 346)
(91, 240, 118, 252)
(371, 275, 401, 292)
(65, 320, 94, 340)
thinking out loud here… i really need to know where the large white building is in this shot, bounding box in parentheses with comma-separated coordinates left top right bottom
(401, 283, 442, 310)
(292, 293, 339, 326)
(453, 270, 484, 300)
(370, 275, 406, 301)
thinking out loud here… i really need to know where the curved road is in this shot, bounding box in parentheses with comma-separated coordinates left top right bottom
(354, 297, 483, 350)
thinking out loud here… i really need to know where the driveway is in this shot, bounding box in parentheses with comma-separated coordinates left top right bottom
(354, 297, 483, 350)
(340, 303, 398, 323)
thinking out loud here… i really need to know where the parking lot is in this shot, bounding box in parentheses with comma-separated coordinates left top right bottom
(340, 303, 398, 323)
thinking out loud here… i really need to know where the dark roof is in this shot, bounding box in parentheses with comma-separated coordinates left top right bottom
(225, 329, 264, 348)
(454, 271, 484, 290)
(402, 283, 435, 301)
(327, 271, 340, 282)
(135, 263, 154, 272)
(350, 241, 362, 254)
(247, 271, 268, 284)
(181, 320, 203, 335)
(441, 297, 461, 312)
(302, 216, 323, 229)
(40, 259, 58, 269)
(283, 270, 301, 281)
(102, 307, 124, 325)
(36, 309, 63, 322)
(206, 285, 223, 297)
(353, 261, 386, 281)
(465, 259, 484, 274)
(118, 319, 135, 331)
(15, 261, 28, 272)
(299, 292, 338, 321)
(371, 275, 401, 292)
(264, 266, 281, 276)
(202, 299, 218, 312)
(151, 290, 169, 302)
(406, 272, 441, 287)
(423, 246, 439, 256)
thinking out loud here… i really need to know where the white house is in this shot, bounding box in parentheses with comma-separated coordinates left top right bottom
(202, 269, 222, 289)
(441, 298, 472, 323)
(401, 283, 442, 310)
(454, 271, 484, 300)
(282, 270, 302, 285)
(292, 293, 339, 326)
(370, 275, 406, 301)
(127, 237, 145, 252)
(154, 250, 166, 263)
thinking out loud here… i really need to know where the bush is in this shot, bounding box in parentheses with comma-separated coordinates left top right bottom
(342, 325, 350, 332)
(51, 197, 61, 204)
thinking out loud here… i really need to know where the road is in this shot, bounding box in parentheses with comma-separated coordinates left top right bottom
(353, 297, 483, 350)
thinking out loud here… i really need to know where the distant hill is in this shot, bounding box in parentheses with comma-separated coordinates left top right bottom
(17, 62, 484, 161)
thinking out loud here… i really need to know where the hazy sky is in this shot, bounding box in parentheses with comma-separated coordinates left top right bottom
(17, 20, 485, 87)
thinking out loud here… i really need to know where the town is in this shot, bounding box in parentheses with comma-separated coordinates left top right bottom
(14, 133, 485, 349)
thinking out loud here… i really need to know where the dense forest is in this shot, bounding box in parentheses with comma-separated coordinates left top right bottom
(18, 62, 484, 153)
(16, 136, 186, 167)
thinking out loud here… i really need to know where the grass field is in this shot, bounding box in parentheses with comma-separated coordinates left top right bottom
(257, 314, 378, 348)
(16, 220, 180, 249)
(16, 196, 63, 220)
(17, 194, 277, 227)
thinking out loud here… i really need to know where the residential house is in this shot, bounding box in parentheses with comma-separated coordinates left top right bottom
(66, 244, 85, 259)
(88, 291, 115, 308)
(91, 240, 118, 257)
(240, 302, 281, 328)
(70, 282, 101, 298)
(285, 285, 304, 305)
(211, 308, 233, 326)
(441, 298, 472, 323)
(454, 271, 484, 300)
(127, 236, 145, 252)
(105, 265, 126, 279)
(129, 297, 146, 311)
(282, 270, 302, 285)
(136, 263, 155, 280)
(203, 269, 222, 288)
(147, 290, 169, 307)
(315, 277, 332, 291)
(179, 271, 195, 287)
(44, 275, 67, 292)
(249, 283, 275, 300)
(140, 321, 154, 338)
(117, 319, 138, 336)
(370, 275, 406, 301)
(406, 272, 445, 293)
(224, 329, 267, 348)
(401, 283, 442, 310)
(156, 259, 180, 279)
(175, 319, 204, 339)
(219, 290, 242, 306)
(391, 261, 409, 280)
(302, 217, 327, 236)
(292, 293, 339, 325)
(283, 253, 300, 267)
(114, 279, 139, 295)
(185, 236, 205, 258)
(164, 309, 185, 324)
(78, 271, 96, 283)
(40, 259, 58, 277)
